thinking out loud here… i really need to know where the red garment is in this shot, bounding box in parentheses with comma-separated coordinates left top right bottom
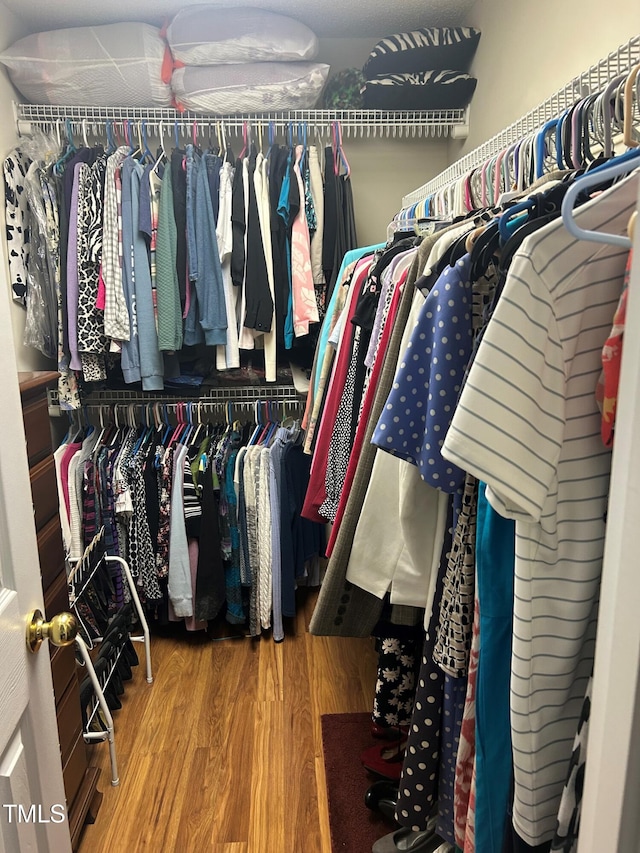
(325, 270, 406, 556)
(301, 258, 372, 523)
(455, 595, 480, 850)
(595, 250, 632, 447)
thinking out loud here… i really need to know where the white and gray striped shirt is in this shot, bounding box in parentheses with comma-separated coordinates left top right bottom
(102, 146, 131, 342)
(442, 170, 639, 846)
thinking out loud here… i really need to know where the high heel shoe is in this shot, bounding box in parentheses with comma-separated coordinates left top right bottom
(371, 722, 410, 740)
(360, 738, 408, 780)
(364, 779, 399, 822)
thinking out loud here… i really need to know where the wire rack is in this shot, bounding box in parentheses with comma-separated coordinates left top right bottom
(14, 104, 469, 141)
(402, 35, 640, 205)
(47, 384, 304, 415)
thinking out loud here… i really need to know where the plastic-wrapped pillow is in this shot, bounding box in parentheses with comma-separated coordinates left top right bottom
(363, 27, 481, 77)
(171, 63, 329, 114)
(0, 23, 172, 107)
(362, 71, 477, 111)
(166, 6, 319, 65)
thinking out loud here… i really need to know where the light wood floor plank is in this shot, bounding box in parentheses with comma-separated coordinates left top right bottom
(77, 591, 376, 853)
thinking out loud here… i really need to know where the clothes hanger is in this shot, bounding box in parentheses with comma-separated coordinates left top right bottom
(560, 147, 640, 249)
(623, 62, 640, 148)
(53, 119, 78, 175)
(239, 121, 249, 160)
(153, 123, 169, 174)
(535, 118, 559, 179)
(332, 121, 351, 179)
(140, 121, 154, 164)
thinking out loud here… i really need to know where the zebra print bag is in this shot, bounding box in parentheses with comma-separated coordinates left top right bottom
(363, 27, 480, 77)
(362, 70, 477, 111)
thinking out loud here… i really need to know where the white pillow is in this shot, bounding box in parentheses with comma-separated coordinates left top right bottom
(166, 6, 318, 65)
(0, 23, 172, 107)
(172, 63, 329, 114)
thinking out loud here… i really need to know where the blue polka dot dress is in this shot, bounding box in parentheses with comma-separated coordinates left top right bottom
(372, 254, 473, 496)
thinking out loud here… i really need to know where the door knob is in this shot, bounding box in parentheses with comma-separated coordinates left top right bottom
(26, 609, 78, 653)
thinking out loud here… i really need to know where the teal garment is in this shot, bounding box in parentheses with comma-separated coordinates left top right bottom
(156, 161, 183, 352)
(277, 151, 294, 350)
(475, 482, 515, 853)
(313, 242, 385, 391)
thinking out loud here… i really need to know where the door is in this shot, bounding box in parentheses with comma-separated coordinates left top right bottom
(0, 282, 71, 852)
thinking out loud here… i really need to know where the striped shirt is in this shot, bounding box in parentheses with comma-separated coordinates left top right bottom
(442, 170, 639, 846)
(102, 146, 131, 341)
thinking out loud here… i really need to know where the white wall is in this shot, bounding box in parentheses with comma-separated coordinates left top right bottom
(451, 0, 640, 161)
(0, 0, 51, 371)
(347, 137, 449, 245)
(317, 37, 374, 77)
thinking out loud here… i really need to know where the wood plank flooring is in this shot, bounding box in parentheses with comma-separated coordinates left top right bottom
(77, 590, 377, 853)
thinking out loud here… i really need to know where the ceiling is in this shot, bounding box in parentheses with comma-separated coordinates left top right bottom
(1, 0, 477, 39)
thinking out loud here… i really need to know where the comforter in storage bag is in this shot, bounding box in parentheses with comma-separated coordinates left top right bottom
(0, 23, 172, 107)
(166, 6, 318, 65)
(171, 63, 330, 114)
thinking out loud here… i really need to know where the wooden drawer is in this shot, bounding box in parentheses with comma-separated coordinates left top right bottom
(38, 516, 66, 592)
(44, 571, 71, 623)
(22, 395, 52, 466)
(30, 455, 58, 532)
(50, 643, 77, 707)
(57, 678, 83, 766)
(63, 734, 87, 808)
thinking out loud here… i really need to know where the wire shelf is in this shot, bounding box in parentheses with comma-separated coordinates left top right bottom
(14, 104, 469, 141)
(47, 384, 303, 414)
(402, 35, 640, 205)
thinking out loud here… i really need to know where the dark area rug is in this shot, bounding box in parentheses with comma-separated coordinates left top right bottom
(321, 712, 396, 853)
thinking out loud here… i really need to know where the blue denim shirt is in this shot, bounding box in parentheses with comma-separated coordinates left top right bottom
(183, 150, 228, 347)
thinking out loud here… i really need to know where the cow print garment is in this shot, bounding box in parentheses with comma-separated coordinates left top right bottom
(77, 154, 108, 381)
(3, 149, 32, 306)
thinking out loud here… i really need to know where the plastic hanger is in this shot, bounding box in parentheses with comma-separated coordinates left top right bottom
(554, 110, 570, 170)
(535, 118, 559, 179)
(151, 123, 168, 175)
(140, 121, 154, 164)
(239, 121, 249, 160)
(53, 119, 78, 175)
(332, 121, 351, 178)
(560, 148, 640, 249)
(498, 198, 536, 243)
(623, 63, 640, 148)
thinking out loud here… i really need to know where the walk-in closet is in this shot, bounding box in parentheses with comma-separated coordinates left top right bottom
(0, 1, 639, 852)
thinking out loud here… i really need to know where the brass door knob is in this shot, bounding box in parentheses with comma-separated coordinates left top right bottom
(26, 609, 78, 653)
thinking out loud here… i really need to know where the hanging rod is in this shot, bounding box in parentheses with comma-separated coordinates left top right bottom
(14, 104, 469, 141)
(402, 34, 640, 205)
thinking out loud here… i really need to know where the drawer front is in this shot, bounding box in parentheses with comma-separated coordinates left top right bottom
(62, 735, 88, 808)
(30, 455, 59, 532)
(38, 516, 66, 593)
(22, 395, 52, 466)
(57, 678, 84, 766)
(44, 571, 71, 623)
(50, 643, 77, 708)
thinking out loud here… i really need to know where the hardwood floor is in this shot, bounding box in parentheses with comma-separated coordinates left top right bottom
(77, 590, 377, 853)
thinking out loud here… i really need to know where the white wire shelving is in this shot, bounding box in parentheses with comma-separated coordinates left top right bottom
(402, 35, 640, 206)
(14, 104, 469, 141)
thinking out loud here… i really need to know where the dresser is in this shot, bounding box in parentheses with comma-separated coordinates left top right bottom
(18, 371, 102, 850)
